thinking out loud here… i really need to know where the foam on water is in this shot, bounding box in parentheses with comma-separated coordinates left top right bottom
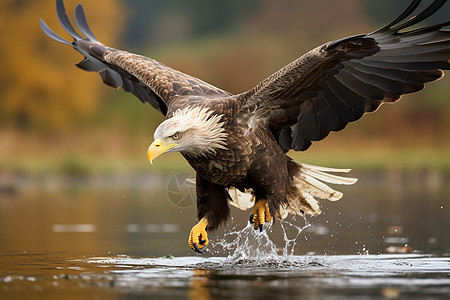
(83, 254, 450, 276)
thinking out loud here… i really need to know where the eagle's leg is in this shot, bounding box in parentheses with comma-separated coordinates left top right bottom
(250, 198, 272, 231)
(190, 173, 230, 253)
(188, 217, 209, 253)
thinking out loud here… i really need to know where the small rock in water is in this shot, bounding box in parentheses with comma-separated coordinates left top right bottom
(381, 287, 401, 299)
(386, 245, 412, 254)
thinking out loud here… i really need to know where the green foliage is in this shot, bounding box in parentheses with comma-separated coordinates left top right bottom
(60, 154, 90, 176)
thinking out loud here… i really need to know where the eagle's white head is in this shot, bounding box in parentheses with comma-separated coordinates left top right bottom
(147, 107, 228, 163)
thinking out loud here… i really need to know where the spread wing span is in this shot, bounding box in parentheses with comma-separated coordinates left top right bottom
(40, 0, 232, 116)
(238, 0, 450, 151)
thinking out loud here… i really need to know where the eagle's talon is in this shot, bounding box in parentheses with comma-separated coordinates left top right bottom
(188, 217, 209, 253)
(252, 199, 272, 231)
(193, 242, 206, 253)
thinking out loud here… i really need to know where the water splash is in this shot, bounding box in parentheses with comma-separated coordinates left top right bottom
(279, 215, 311, 256)
(358, 244, 370, 255)
(211, 215, 311, 266)
(212, 223, 278, 261)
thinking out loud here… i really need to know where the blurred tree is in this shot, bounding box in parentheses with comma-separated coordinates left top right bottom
(121, 0, 260, 50)
(0, 0, 124, 131)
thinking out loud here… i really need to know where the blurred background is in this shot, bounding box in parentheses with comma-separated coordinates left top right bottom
(0, 0, 449, 257)
(1, 0, 450, 175)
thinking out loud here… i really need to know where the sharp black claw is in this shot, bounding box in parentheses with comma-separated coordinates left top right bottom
(249, 213, 254, 224)
(259, 224, 263, 232)
(193, 242, 206, 254)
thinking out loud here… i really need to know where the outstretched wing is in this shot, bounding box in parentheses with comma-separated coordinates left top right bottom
(237, 0, 450, 151)
(40, 0, 231, 116)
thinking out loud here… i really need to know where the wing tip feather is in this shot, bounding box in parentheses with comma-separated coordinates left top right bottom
(55, 0, 83, 41)
(74, 3, 99, 42)
(375, 0, 449, 34)
(40, 18, 72, 46)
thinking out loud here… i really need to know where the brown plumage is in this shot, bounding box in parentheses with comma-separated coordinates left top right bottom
(41, 0, 450, 252)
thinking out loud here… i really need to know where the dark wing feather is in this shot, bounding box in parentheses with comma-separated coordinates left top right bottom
(74, 4, 99, 43)
(237, 0, 450, 152)
(41, 0, 231, 116)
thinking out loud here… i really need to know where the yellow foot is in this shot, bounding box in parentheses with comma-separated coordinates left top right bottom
(250, 199, 272, 231)
(188, 217, 209, 253)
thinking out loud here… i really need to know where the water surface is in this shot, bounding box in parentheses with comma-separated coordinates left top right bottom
(1, 171, 449, 298)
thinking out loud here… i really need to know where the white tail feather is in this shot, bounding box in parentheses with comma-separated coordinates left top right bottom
(224, 162, 358, 220)
(300, 163, 352, 173)
(228, 187, 255, 210)
(298, 174, 344, 201)
(285, 162, 358, 218)
(300, 164, 358, 185)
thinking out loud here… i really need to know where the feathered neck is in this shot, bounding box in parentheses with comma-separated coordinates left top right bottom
(162, 106, 228, 157)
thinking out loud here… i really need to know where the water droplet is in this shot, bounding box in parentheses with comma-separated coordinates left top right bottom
(211, 215, 311, 261)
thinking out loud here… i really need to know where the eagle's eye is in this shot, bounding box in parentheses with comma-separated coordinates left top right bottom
(171, 133, 180, 140)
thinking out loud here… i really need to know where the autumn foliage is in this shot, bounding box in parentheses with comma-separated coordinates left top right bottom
(0, 0, 124, 130)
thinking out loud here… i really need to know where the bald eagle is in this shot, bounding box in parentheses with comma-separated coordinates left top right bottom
(41, 0, 449, 253)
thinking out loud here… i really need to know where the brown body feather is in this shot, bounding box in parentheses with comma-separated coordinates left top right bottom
(184, 118, 290, 230)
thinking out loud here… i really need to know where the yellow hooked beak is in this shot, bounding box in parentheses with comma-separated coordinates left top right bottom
(147, 138, 178, 164)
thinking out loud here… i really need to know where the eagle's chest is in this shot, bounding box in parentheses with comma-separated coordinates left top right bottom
(184, 125, 283, 188)
(185, 148, 251, 186)
(184, 128, 256, 186)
